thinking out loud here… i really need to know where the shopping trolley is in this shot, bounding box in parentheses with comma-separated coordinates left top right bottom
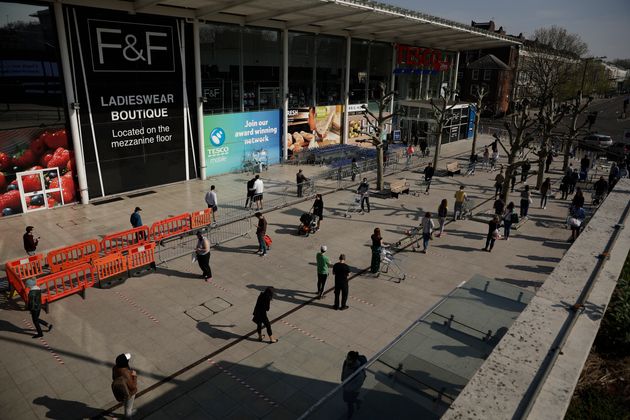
(344, 193, 364, 218)
(392, 225, 422, 251)
(459, 199, 475, 220)
(378, 247, 406, 281)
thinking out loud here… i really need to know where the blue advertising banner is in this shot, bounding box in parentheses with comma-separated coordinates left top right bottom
(203, 110, 281, 177)
(468, 106, 476, 138)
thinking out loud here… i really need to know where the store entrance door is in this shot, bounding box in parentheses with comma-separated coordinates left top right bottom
(16, 168, 65, 213)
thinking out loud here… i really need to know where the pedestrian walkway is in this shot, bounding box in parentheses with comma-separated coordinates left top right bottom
(0, 135, 586, 420)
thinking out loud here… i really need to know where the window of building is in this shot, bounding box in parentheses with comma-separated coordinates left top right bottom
(368, 42, 392, 104)
(242, 27, 281, 111)
(472, 69, 479, 80)
(457, 71, 464, 80)
(349, 39, 369, 104)
(483, 69, 491, 81)
(316, 35, 345, 105)
(200, 23, 241, 114)
(288, 32, 315, 108)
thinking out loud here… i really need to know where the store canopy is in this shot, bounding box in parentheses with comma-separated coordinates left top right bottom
(76, 0, 521, 51)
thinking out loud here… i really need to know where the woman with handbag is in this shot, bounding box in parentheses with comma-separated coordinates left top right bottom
(436, 199, 448, 237)
(540, 178, 551, 209)
(370, 228, 385, 274)
(483, 215, 501, 252)
(252, 287, 278, 343)
(502, 202, 517, 240)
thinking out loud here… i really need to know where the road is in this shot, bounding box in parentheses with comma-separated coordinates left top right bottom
(589, 95, 630, 143)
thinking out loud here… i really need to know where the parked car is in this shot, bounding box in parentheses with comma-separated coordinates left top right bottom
(606, 142, 630, 159)
(580, 134, 613, 149)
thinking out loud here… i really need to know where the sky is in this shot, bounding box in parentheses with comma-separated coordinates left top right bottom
(386, 0, 630, 61)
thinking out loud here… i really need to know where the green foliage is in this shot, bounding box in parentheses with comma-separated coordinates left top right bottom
(565, 385, 630, 420)
(595, 252, 630, 356)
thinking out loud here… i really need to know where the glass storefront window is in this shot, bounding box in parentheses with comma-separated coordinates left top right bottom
(288, 32, 314, 108)
(368, 42, 392, 104)
(242, 27, 281, 112)
(200, 23, 241, 114)
(349, 39, 369, 104)
(0, 1, 74, 217)
(316, 35, 345, 105)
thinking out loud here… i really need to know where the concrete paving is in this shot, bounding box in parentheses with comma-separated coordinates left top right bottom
(0, 135, 585, 419)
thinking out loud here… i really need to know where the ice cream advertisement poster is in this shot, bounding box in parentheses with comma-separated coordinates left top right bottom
(203, 110, 281, 177)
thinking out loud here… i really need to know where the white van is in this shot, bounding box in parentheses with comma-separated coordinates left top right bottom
(581, 134, 613, 149)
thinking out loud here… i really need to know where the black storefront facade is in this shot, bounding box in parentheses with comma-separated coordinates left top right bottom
(0, 0, 517, 216)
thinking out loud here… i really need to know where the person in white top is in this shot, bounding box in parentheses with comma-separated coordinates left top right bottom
(205, 185, 218, 224)
(252, 175, 264, 210)
(419, 212, 434, 254)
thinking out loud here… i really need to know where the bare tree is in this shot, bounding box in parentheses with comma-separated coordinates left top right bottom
(470, 85, 488, 155)
(360, 91, 396, 191)
(429, 88, 459, 169)
(494, 100, 538, 202)
(520, 26, 588, 188)
(559, 95, 593, 171)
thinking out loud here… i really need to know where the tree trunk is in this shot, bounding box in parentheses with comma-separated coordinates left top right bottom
(536, 147, 546, 189)
(501, 153, 516, 203)
(562, 137, 572, 172)
(471, 116, 479, 156)
(432, 126, 443, 169)
(376, 146, 384, 191)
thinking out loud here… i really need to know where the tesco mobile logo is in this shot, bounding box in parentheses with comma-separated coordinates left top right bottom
(209, 127, 225, 147)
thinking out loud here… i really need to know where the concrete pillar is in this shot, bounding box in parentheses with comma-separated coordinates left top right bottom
(389, 43, 396, 115)
(343, 35, 351, 144)
(53, 1, 89, 204)
(425, 73, 430, 100)
(452, 51, 460, 100)
(282, 28, 289, 161)
(193, 20, 207, 180)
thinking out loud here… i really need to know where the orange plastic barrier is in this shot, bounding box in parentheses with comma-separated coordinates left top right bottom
(127, 242, 156, 272)
(150, 213, 191, 242)
(36, 263, 95, 305)
(190, 208, 212, 229)
(47, 239, 100, 273)
(93, 253, 127, 284)
(101, 226, 149, 255)
(5, 254, 45, 301)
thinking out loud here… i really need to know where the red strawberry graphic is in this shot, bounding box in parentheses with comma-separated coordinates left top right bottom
(47, 147, 71, 169)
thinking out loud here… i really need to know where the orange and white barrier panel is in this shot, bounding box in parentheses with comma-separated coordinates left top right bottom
(101, 226, 149, 255)
(93, 253, 128, 283)
(127, 243, 156, 271)
(190, 208, 212, 229)
(5, 254, 45, 301)
(47, 239, 100, 273)
(36, 263, 95, 304)
(150, 213, 191, 242)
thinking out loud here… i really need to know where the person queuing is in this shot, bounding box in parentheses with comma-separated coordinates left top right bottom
(111, 353, 138, 419)
(559, 173, 570, 200)
(406, 144, 415, 167)
(483, 215, 501, 252)
(419, 138, 428, 157)
(420, 212, 434, 254)
(205, 185, 218, 224)
(252, 287, 278, 343)
(357, 178, 370, 213)
(493, 197, 505, 217)
(482, 147, 490, 170)
(23, 226, 39, 256)
(252, 175, 264, 210)
(520, 185, 532, 218)
(569, 169, 579, 195)
(502, 202, 517, 240)
(254, 212, 268, 257)
(436, 199, 448, 237)
(130, 207, 142, 228)
(545, 153, 554, 173)
(490, 149, 499, 172)
(494, 170, 505, 199)
(423, 162, 435, 194)
(351, 158, 359, 182)
(593, 176, 609, 203)
(580, 155, 591, 180)
(510, 171, 517, 192)
(568, 204, 586, 242)
(316, 245, 331, 299)
(341, 351, 368, 419)
(312, 194, 324, 231)
(296, 169, 309, 198)
(195, 231, 212, 281)
(608, 162, 620, 192)
(26, 278, 52, 338)
(571, 187, 585, 210)
(333, 254, 350, 310)
(370, 228, 384, 274)
(540, 178, 551, 209)
(521, 160, 531, 183)
(245, 176, 257, 208)
(466, 153, 478, 176)
(453, 186, 467, 221)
